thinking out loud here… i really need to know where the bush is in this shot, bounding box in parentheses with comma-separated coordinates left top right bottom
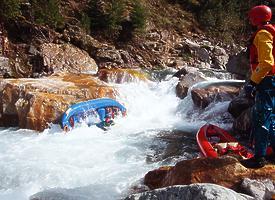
(130, 1, 148, 31)
(89, 0, 126, 34)
(0, 0, 21, 21)
(80, 13, 91, 34)
(197, 0, 261, 43)
(30, 0, 64, 29)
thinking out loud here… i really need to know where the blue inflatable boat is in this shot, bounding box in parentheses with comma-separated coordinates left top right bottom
(61, 98, 126, 131)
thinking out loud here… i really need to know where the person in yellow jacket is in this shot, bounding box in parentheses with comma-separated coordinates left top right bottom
(241, 5, 275, 168)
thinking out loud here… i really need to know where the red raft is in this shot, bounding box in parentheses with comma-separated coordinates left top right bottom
(196, 124, 254, 159)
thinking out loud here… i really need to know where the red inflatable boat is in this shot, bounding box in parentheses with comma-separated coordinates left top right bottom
(196, 124, 254, 159)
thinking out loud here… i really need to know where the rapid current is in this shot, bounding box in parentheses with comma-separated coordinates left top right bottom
(0, 70, 243, 200)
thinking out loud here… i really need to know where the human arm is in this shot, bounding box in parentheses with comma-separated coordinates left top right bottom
(251, 29, 274, 84)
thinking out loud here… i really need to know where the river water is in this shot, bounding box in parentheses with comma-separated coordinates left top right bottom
(0, 74, 240, 200)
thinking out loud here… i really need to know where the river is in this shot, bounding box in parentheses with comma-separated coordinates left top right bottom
(0, 73, 240, 200)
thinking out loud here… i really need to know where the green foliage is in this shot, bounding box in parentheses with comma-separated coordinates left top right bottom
(130, 1, 147, 31)
(198, 0, 242, 40)
(31, 0, 64, 29)
(80, 13, 91, 34)
(0, 0, 21, 21)
(89, 0, 148, 38)
(197, 0, 253, 43)
(107, 0, 125, 31)
(89, 0, 126, 34)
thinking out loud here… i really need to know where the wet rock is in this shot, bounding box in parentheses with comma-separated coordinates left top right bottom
(0, 73, 116, 131)
(172, 68, 188, 79)
(191, 85, 240, 109)
(175, 69, 206, 99)
(40, 43, 98, 74)
(125, 183, 254, 200)
(144, 156, 275, 190)
(97, 68, 148, 83)
(228, 96, 254, 118)
(240, 178, 275, 200)
(175, 83, 189, 99)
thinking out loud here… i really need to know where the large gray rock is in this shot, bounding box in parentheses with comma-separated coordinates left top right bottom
(30, 184, 118, 200)
(40, 43, 98, 74)
(240, 178, 275, 200)
(125, 184, 254, 200)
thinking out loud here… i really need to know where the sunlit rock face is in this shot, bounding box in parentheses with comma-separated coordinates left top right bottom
(97, 68, 148, 83)
(40, 43, 98, 75)
(144, 156, 275, 190)
(0, 73, 116, 131)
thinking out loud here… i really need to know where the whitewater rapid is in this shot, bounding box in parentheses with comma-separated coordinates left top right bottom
(0, 76, 238, 200)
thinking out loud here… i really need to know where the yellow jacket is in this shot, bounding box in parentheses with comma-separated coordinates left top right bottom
(251, 29, 274, 84)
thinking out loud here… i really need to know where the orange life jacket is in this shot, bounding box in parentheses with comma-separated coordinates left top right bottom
(249, 24, 275, 75)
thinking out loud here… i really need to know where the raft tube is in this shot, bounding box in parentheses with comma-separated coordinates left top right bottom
(196, 124, 272, 159)
(61, 98, 126, 131)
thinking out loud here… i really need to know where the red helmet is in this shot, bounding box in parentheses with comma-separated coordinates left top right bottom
(249, 5, 272, 26)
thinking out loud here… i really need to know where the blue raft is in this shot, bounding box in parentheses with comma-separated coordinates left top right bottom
(61, 98, 126, 131)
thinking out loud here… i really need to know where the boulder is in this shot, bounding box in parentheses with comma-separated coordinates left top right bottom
(175, 71, 206, 99)
(144, 156, 275, 190)
(228, 96, 254, 118)
(39, 43, 98, 75)
(0, 73, 116, 131)
(191, 85, 240, 109)
(125, 183, 254, 200)
(63, 26, 135, 69)
(240, 178, 275, 200)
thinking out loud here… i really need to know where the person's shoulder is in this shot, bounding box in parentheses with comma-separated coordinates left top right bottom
(256, 29, 273, 40)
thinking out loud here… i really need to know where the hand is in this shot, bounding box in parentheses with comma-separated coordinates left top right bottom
(244, 82, 256, 98)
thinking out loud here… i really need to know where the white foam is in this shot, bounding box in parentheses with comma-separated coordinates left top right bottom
(0, 78, 238, 199)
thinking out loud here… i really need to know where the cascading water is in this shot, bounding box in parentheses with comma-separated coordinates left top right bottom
(0, 74, 239, 200)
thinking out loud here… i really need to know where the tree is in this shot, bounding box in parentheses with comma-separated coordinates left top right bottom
(30, 0, 64, 29)
(0, 0, 21, 21)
